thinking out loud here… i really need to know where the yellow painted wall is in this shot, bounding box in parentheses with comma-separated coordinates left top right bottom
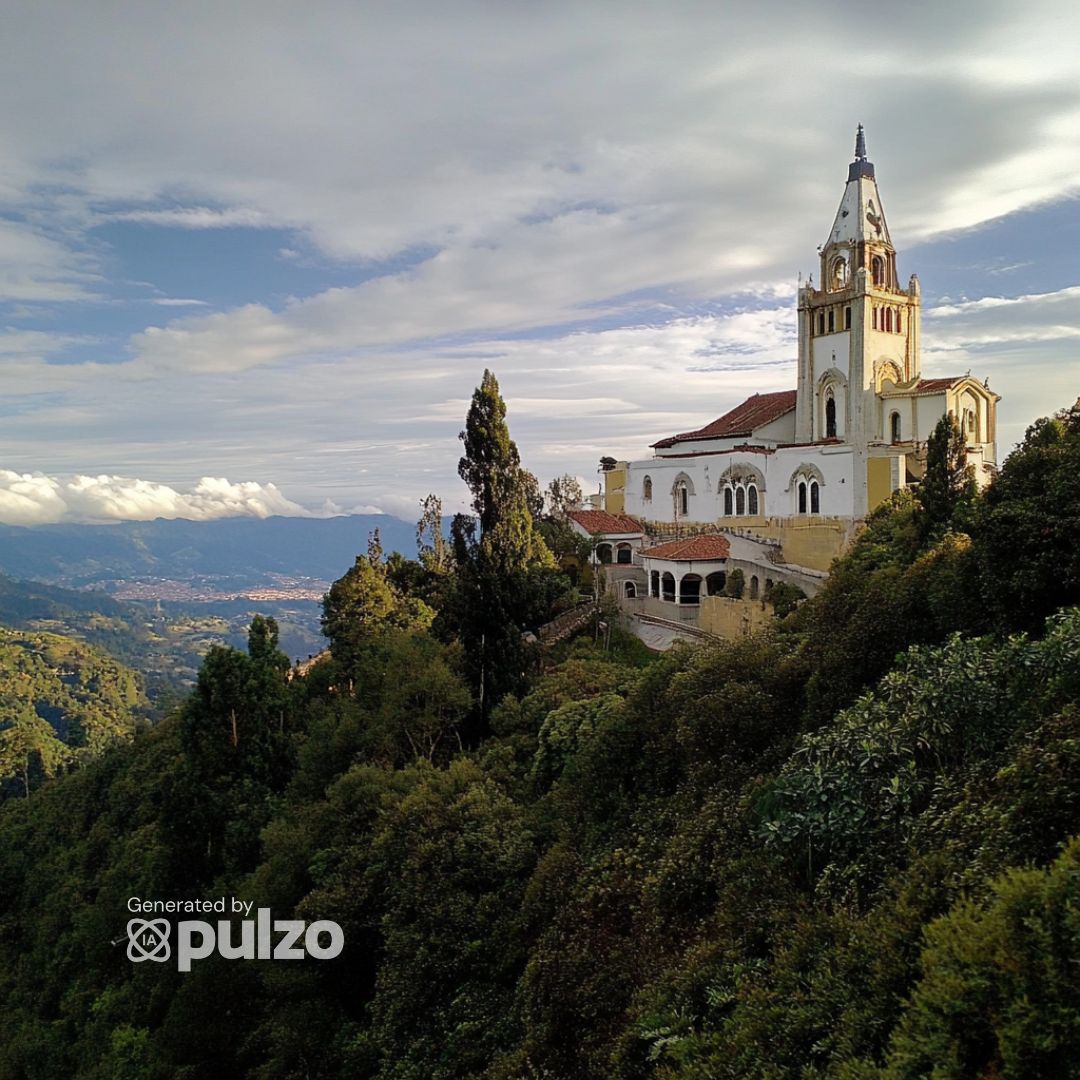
(866, 457, 893, 512)
(698, 595, 774, 639)
(748, 518, 852, 572)
(604, 465, 627, 514)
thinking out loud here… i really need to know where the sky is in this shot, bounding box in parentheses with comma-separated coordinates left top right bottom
(0, 1, 1079, 525)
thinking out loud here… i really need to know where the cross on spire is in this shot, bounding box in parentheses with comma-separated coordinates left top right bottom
(847, 124, 875, 181)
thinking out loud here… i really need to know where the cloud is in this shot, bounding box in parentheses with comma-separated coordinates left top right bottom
(925, 285, 1080, 347)
(0, 471, 313, 525)
(0, 219, 99, 303)
(110, 206, 270, 229)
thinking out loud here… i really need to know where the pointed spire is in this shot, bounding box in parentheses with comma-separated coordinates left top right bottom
(847, 124, 875, 181)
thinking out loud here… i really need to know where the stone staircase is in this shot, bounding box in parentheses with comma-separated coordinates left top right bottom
(537, 601, 595, 647)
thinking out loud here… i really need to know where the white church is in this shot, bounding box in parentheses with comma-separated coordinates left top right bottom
(571, 129, 1001, 641)
(599, 128, 998, 563)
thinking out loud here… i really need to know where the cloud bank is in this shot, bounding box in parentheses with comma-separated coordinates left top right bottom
(0, 472, 315, 526)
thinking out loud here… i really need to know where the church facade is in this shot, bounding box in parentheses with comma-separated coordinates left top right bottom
(604, 128, 1000, 571)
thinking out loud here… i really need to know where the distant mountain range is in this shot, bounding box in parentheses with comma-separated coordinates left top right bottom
(0, 514, 418, 590)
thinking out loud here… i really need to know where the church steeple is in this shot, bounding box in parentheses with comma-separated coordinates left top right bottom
(826, 124, 892, 253)
(796, 127, 923, 478)
(848, 124, 874, 180)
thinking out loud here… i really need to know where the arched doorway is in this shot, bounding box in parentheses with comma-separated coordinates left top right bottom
(661, 572, 676, 602)
(706, 571, 727, 596)
(596, 543, 613, 564)
(680, 574, 702, 606)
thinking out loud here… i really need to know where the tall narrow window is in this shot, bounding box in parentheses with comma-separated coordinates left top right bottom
(872, 255, 885, 286)
(679, 485, 688, 516)
(896, 311, 902, 333)
(817, 313, 825, 335)
(723, 487, 733, 516)
(885, 308, 892, 332)
(844, 306, 851, 329)
(798, 481, 807, 514)
(828, 309, 835, 333)
(826, 394, 837, 439)
(643, 475, 652, 501)
(890, 412, 901, 443)
(736, 486, 746, 515)
(748, 484, 759, 515)
(810, 481, 820, 514)
(750, 575, 760, 600)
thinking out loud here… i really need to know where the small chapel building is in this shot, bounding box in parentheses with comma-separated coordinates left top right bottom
(601, 128, 1000, 575)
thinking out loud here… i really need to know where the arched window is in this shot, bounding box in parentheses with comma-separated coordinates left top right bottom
(831, 256, 848, 290)
(890, 412, 901, 443)
(624, 581, 637, 599)
(643, 475, 652, 501)
(597, 543, 613, 564)
(747, 484, 759, 515)
(872, 255, 885, 286)
(825, 393, 837, 438)
(750, 575, 760, 600)
(723, 487, 733, 516)
(798, 481, 807, 514)
(650, 570, 660, 598)
(673, 480, 689, 517)
(810, 481, 820, 514)
(616, 543, 632, 564)
(706, 571, 727, 596)
(736, 486, 746, 516)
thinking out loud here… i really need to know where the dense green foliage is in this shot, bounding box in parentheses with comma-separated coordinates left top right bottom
(1, 398, 1080, 1078)
(0, 627, 148, 798)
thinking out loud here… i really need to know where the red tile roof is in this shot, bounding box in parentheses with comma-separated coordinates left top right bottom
(566, 509, 643, 535)
(652, 390, 797, 448)
(913, 377, 964, 394)
(640, 535, 731, 561)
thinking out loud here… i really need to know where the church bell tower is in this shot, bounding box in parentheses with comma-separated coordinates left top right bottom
(795, 127, 922, 497)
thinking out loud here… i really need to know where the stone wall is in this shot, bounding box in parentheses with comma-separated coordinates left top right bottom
(698, 595, 774, 639)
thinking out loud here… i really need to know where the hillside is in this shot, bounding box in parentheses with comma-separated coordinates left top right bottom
(0, 626, 148, 798)
(0, 398, 1078, 1078)
(0, 571, 325, 700)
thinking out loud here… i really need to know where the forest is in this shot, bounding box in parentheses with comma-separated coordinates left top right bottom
(0, 374, 1079, 1079)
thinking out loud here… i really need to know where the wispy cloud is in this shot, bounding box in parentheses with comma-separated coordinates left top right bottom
(110, 207, 269, 229)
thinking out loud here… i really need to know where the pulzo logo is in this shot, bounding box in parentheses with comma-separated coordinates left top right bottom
(126, 910, 344, 972)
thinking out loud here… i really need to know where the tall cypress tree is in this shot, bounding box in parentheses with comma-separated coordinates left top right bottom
(451, 370, 561, 721)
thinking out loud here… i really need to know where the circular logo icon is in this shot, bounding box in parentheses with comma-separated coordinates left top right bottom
(127, 918, 171, 963)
